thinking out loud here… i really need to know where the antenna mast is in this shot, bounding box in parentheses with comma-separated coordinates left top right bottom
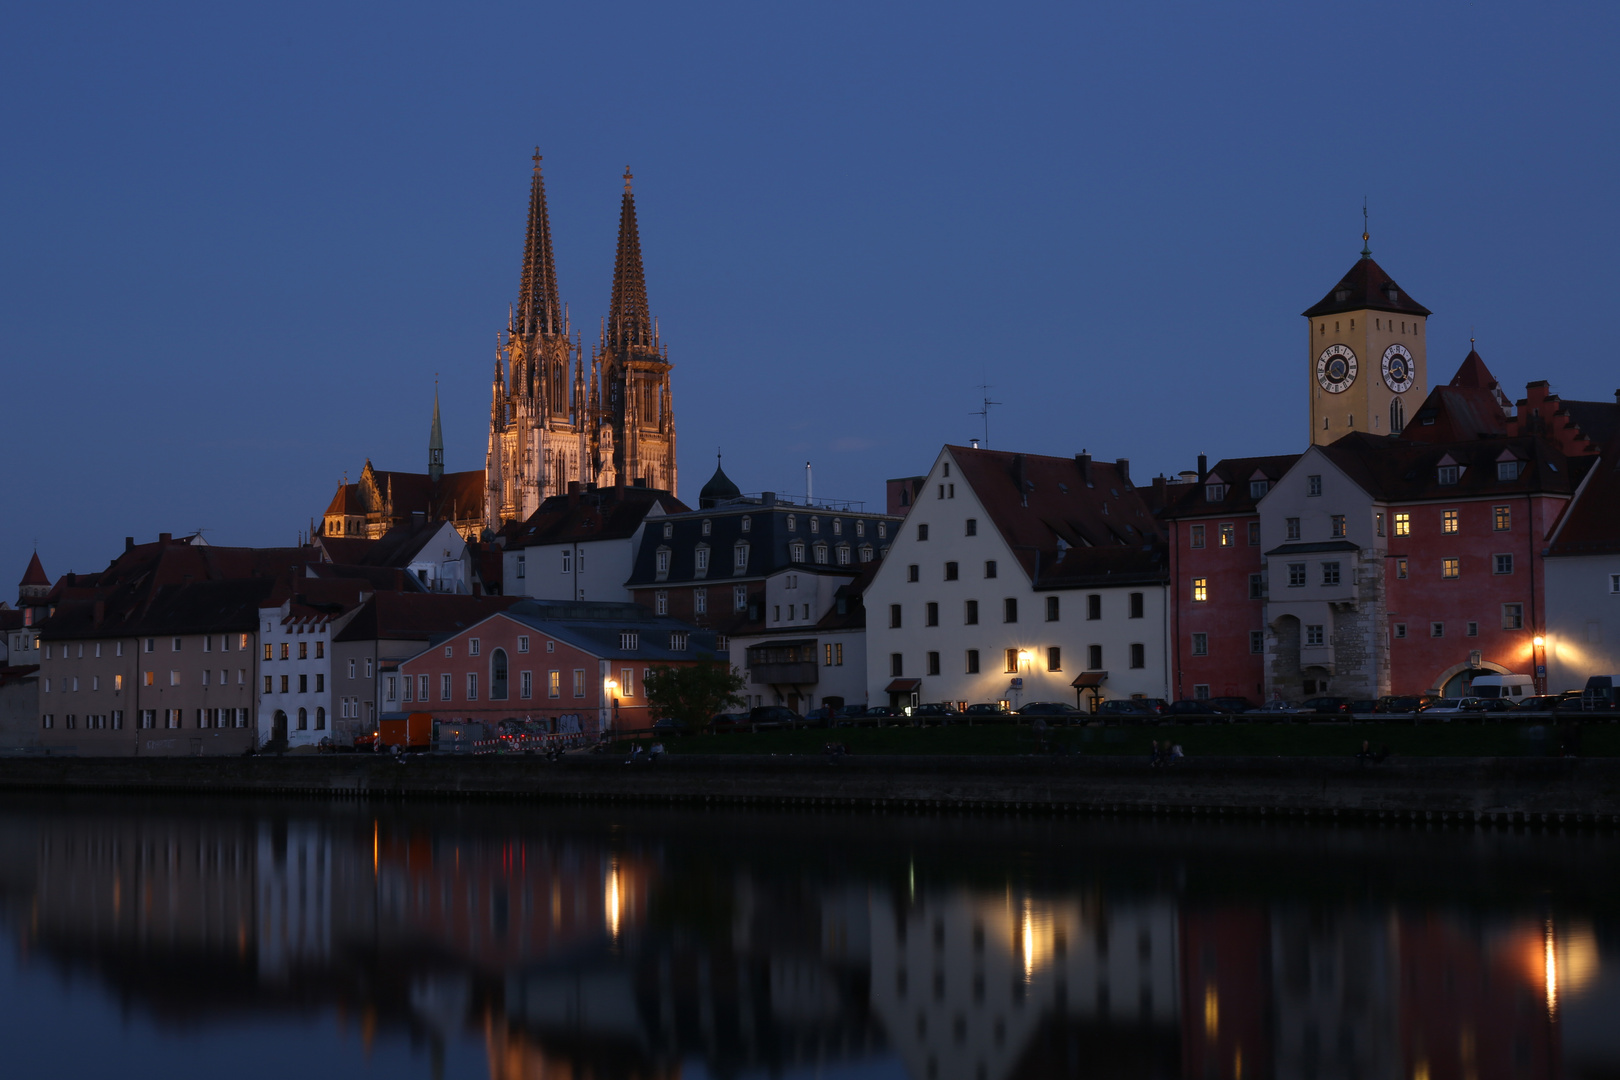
(971, 381, 1002, 447)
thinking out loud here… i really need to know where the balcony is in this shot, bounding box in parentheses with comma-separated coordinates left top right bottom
(751, 661, 819, 686)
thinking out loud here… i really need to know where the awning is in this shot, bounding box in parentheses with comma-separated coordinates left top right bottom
(1071, 672, 1107, 689)
(884, 678, 922, 693)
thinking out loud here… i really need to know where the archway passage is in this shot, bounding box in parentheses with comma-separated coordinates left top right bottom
(1431, 659, 1511, 697)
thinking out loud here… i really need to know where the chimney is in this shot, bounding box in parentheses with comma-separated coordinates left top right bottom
(159, 532, 172, 544)
(1152, 475, 1167, 502)
(568, 481, 581, 507)
(634, 477, 648, 488)
(1115, 458, 1130, 485)
(1076, 451, 1093, 485)
(1197, 454, 1208, 482)
(761, 491, 776, 506)
(124, 536, 135, 553)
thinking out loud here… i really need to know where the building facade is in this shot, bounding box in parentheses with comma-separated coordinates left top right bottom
(501, 482, 685, 604)
(1544, 435, 1620, 693)
(486, 157, 677, 527)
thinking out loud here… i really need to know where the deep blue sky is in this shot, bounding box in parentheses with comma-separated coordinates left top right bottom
(4, 2, 1619, 585)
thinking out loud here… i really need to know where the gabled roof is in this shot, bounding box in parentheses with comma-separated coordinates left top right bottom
(948, 446, 1167, 587)
(1318, 432, 1579, 503)
(1302, 255, 1431, 318)
(1547, 433, 1620, 556)
(814, 561, 879, 632)
(1158, 454, 1301, 520)
(332, 592, 524, 644)
(503, 485, 685, 550)
(1401, 350, 1513, 443)
(315, 536, 376, 564)
(360, 520, 455, 568)
(499, 600, 718, 662)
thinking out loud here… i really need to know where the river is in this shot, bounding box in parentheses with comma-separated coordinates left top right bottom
(0, 795, 1613, 1079)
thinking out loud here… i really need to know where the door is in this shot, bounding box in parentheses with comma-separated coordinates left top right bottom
(272, 710, 288, 746)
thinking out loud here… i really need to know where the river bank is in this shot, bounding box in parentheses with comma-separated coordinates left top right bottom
(0, 753, 1617, 824)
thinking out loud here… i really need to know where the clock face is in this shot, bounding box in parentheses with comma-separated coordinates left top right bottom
(1316, 344, 1358, 394)
(1382, 343, 1415, 393)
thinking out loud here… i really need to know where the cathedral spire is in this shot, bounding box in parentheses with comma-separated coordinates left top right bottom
(517, 148, 562, 338)
(607, 166, 653, 349)
(428, 382, 444, 482)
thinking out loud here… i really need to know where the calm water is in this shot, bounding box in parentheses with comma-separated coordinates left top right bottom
(0, 797, 1615, 1080)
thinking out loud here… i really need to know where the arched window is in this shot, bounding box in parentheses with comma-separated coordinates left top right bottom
(297, 707, 308, 730)
(1390, 396, 1405, 434)
(315, 707, 326, 730)
(490, 648, 509, 700)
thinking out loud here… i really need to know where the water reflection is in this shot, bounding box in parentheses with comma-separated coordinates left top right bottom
(0, 797, 1615, 1079)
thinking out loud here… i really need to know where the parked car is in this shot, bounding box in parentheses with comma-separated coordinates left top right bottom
(962, 702, 1011, 719)
(1345, 699, 1379, 714)
(907, 702, 960, 723)
(1017, 701, 1086, 723)
(1298, 696, 1353, 715)
(1247, 700, 1300, 716)
(835, 704, 869, 721)
(1093, 699, 1157, 721)
(860, 705, 904, 722)
(801, 706, 836, 725)
(1207, 696, 1258, 715)
(710, 711, 749, 732)
(1461, 698, 1515, 714)
(748, 705, 804, 729)
(651, 716, 690, 735)
(1516, 695, 1564, 711)
(1418, 697, 1476, 716)
(1375, 695, 1432, 714)
(1164, 699, 1219, 718)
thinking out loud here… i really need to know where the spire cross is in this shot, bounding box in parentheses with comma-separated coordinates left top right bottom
(532, 147, 542, 169)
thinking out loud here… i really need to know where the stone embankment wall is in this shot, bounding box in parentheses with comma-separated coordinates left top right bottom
(0, 755, 1617, 826)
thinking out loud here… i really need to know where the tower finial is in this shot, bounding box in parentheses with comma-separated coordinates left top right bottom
(532, 147, 542, 170)
(1361, 198, 1371, 258)
(624, 166, 633, 194)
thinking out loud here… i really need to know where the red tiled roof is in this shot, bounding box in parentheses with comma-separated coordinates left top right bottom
(1302, 255, 1431, 319)
(316, 536, 376, 564)
(948, 445, 1167, 588)
(19, 551, 48, 588)
(332, 592, 524, 643)
(1548, 433, 1620, 556)
(1158, 454, 1301, 520)
(503, 486, 686, 549)
(1320, 432, 1577, 503)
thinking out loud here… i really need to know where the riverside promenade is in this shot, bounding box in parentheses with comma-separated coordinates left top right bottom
(0, 754, 1616, 826)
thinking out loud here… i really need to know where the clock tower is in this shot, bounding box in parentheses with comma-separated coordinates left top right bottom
(1302, 228, 1430, 445)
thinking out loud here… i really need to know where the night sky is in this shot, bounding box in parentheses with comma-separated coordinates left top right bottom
(4, 2, 1618, 585)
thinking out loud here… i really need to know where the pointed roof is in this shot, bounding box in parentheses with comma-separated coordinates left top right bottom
(607, 167, 653, 349)
(1401, 349, 1513, 443)
(19, 551, 48, 588)
(429, 387, 444, 454)
(516, 149, 562, 337)
(699, 457, 741, 508)
(1302, 255, 1431, 319)
(1450, 348, 1497, 390)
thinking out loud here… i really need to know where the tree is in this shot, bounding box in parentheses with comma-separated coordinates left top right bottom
(643, 656, 745, 732)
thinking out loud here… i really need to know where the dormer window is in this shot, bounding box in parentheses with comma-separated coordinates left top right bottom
(855, 520, 865, 538)
(741, 515, 751, 532)
(694, 547, 710, 573)
(1205, 483, 1227, 502)
(790, 541, 806, 562)
(1249, 480, 1269, 499)
(701, 519, 712, 536)
(1437, 465, 1460, 485)
(786, 514, 797, 532)
(810, 517, 820, 534)
(663, 522, 673, 539)
(734, 543, 749, 572)
(814, 543, 829, 564)
(1497, 459, 1523, 481)
(655, 548, 671, 576)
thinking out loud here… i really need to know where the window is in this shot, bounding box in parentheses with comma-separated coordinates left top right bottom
(1391, 396, 1405, 433)
(573, 669, 585, 697)
(878, 523, 887, 538)
(944, 561, 958, 581)
(695, 587, 708, 614)
(297, 641, 307, 660)
(655, 590, 668, 615)
(444, 645, 453, 658)
(172, 637, 182, 651)
(1286, 517, 1301, 541)
(702, 519, 712, 536)
(348, 658, 357, 678)
(1190, 524, 1206, 549)
(1493, 505, 1512, 531)
(1497, 459, 1523, 481)
(1431, 622, 1445, 638)
(263, 675, 273, 693)
(1250, 479, 1269, 499)
(1087, 594, 1101, 620)
(1330, 515, 1346, 538)
(1442, 558, 1460, 579)
(741, 516, 752, 533)
(1287, 563, 1306, 587)
(907, 564, 920, 582)
(965, 518, 977, 536)
(1191, 633, 1208, 656)
(1305, 625, 1324, 646)
(917, 524, 928, 541)
(619, 631, 639, 650)
(1438, 465, 1460, 485)
(1045, 596, 1059, 621)
(656, 549, 671, 573)
(1249, 573, 1263, 599)
(280, 643, 290, 660)
(315, 673, 325, 692)
(663, 521, 674, 539)
(1205, 483, 1227, 502)
(890, 604, 903, 628)
(518, 635, 529, 653)
(1218, 523, 1235, 547)
(1611, 574, 1620, 594)
(1129, 592, 1143, 619)
(516, 554, 526, 579)
(145, 671, 155, 687)
(562, 549, 572, 573)
(1442, 509, 1459, 534)
(836, 546, 850, 565)
(926, 602, 939, 626)
(1089, 644, 1105, 670)
(1321, 562, 1340, 586)
(731, 584, 750, 612)
(1249, 630, 1264, 654)
(1394, 623, 1407, 639)
(620, 668, 635, 698)
(790, 542, 806, 562)
(964, 600, 978, 625)
(1307, 475, 1322, 497)
(965, 649, 980, 674)
(1129, 643, 1145, 669)
(490, 649, 508, 700)
(1494, 554, 1514, 575)
(985, 560, 997, 578)
(891, 653, 904, 678)
(1502, 603, 1524, 630)
(1005, 649, 1020, 673)
(1003, 598, 1018, 623)
(440, 674, 452, 700)
(1396, 558, 1408, 579)
(1046, 647, 1061, 672)
(734, 544, 749, 572)
(114, 674, 123, 691)
(859, 545, 873, 563)
(1248, 521, 1261, 546)
(549, 670, 561, 698)
(145, 638, 155, 653)
(418, 674, 429, 700)
(670, 632, 688, 651)
(1192, 577, 1208, 602)
(1376, 512, 1385, 537)
(1467, 622, 1479, 637)
(928, 652, 941, 676)
(386, 675, 398, 701)
(695, 548, 710, 572)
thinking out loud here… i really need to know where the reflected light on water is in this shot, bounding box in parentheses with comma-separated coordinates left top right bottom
(1021, 901, 1034, 982)
(1545, 920, 1558, 1018)
(606, 860, 622, 940)
(1204, 984, 1219, 1038)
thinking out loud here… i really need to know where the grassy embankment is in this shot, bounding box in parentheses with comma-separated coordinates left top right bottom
(632, 720, 1619, 758)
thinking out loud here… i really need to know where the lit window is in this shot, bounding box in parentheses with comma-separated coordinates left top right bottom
(1218, 523, 1235, 547)
(1396, 558, 1408, 579)
(1442, 558, 1460, 579)
(1395, 512, 1411, 536)
(1192, 577, 1208, 602)
(1330, 515, 1346, 538)
(1004, 649, 1019, 673)
(1493, 505, 1511, 531)
(1442, 509, 1459, 534)
(1502, 603, 1524, 630)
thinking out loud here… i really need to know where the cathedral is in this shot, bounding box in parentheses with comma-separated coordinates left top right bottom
(485, 154, 678, 528)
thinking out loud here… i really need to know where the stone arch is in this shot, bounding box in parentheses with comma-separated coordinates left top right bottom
(1429, 658, 1510, 697)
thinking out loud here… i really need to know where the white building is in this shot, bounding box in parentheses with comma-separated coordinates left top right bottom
(255, 579, 371, 749)
(863, 446, 1171, 711)
(502, 483, 680, 603)
(1544, 441, 1620, 693)
(729, 569, 873, 712)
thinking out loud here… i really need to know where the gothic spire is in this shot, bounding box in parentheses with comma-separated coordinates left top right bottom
(517, 149, 562, 337)
(607, 166, 653, 350)
(428, 382, 444, 482)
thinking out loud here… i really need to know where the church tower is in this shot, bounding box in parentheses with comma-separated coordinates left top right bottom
(487, 151, 586, 528)
(1302, 221, 1430, 444)
(591, 168, 677, 495)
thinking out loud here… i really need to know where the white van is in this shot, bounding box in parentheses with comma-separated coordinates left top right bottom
(1471, 674, 1533, 701)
